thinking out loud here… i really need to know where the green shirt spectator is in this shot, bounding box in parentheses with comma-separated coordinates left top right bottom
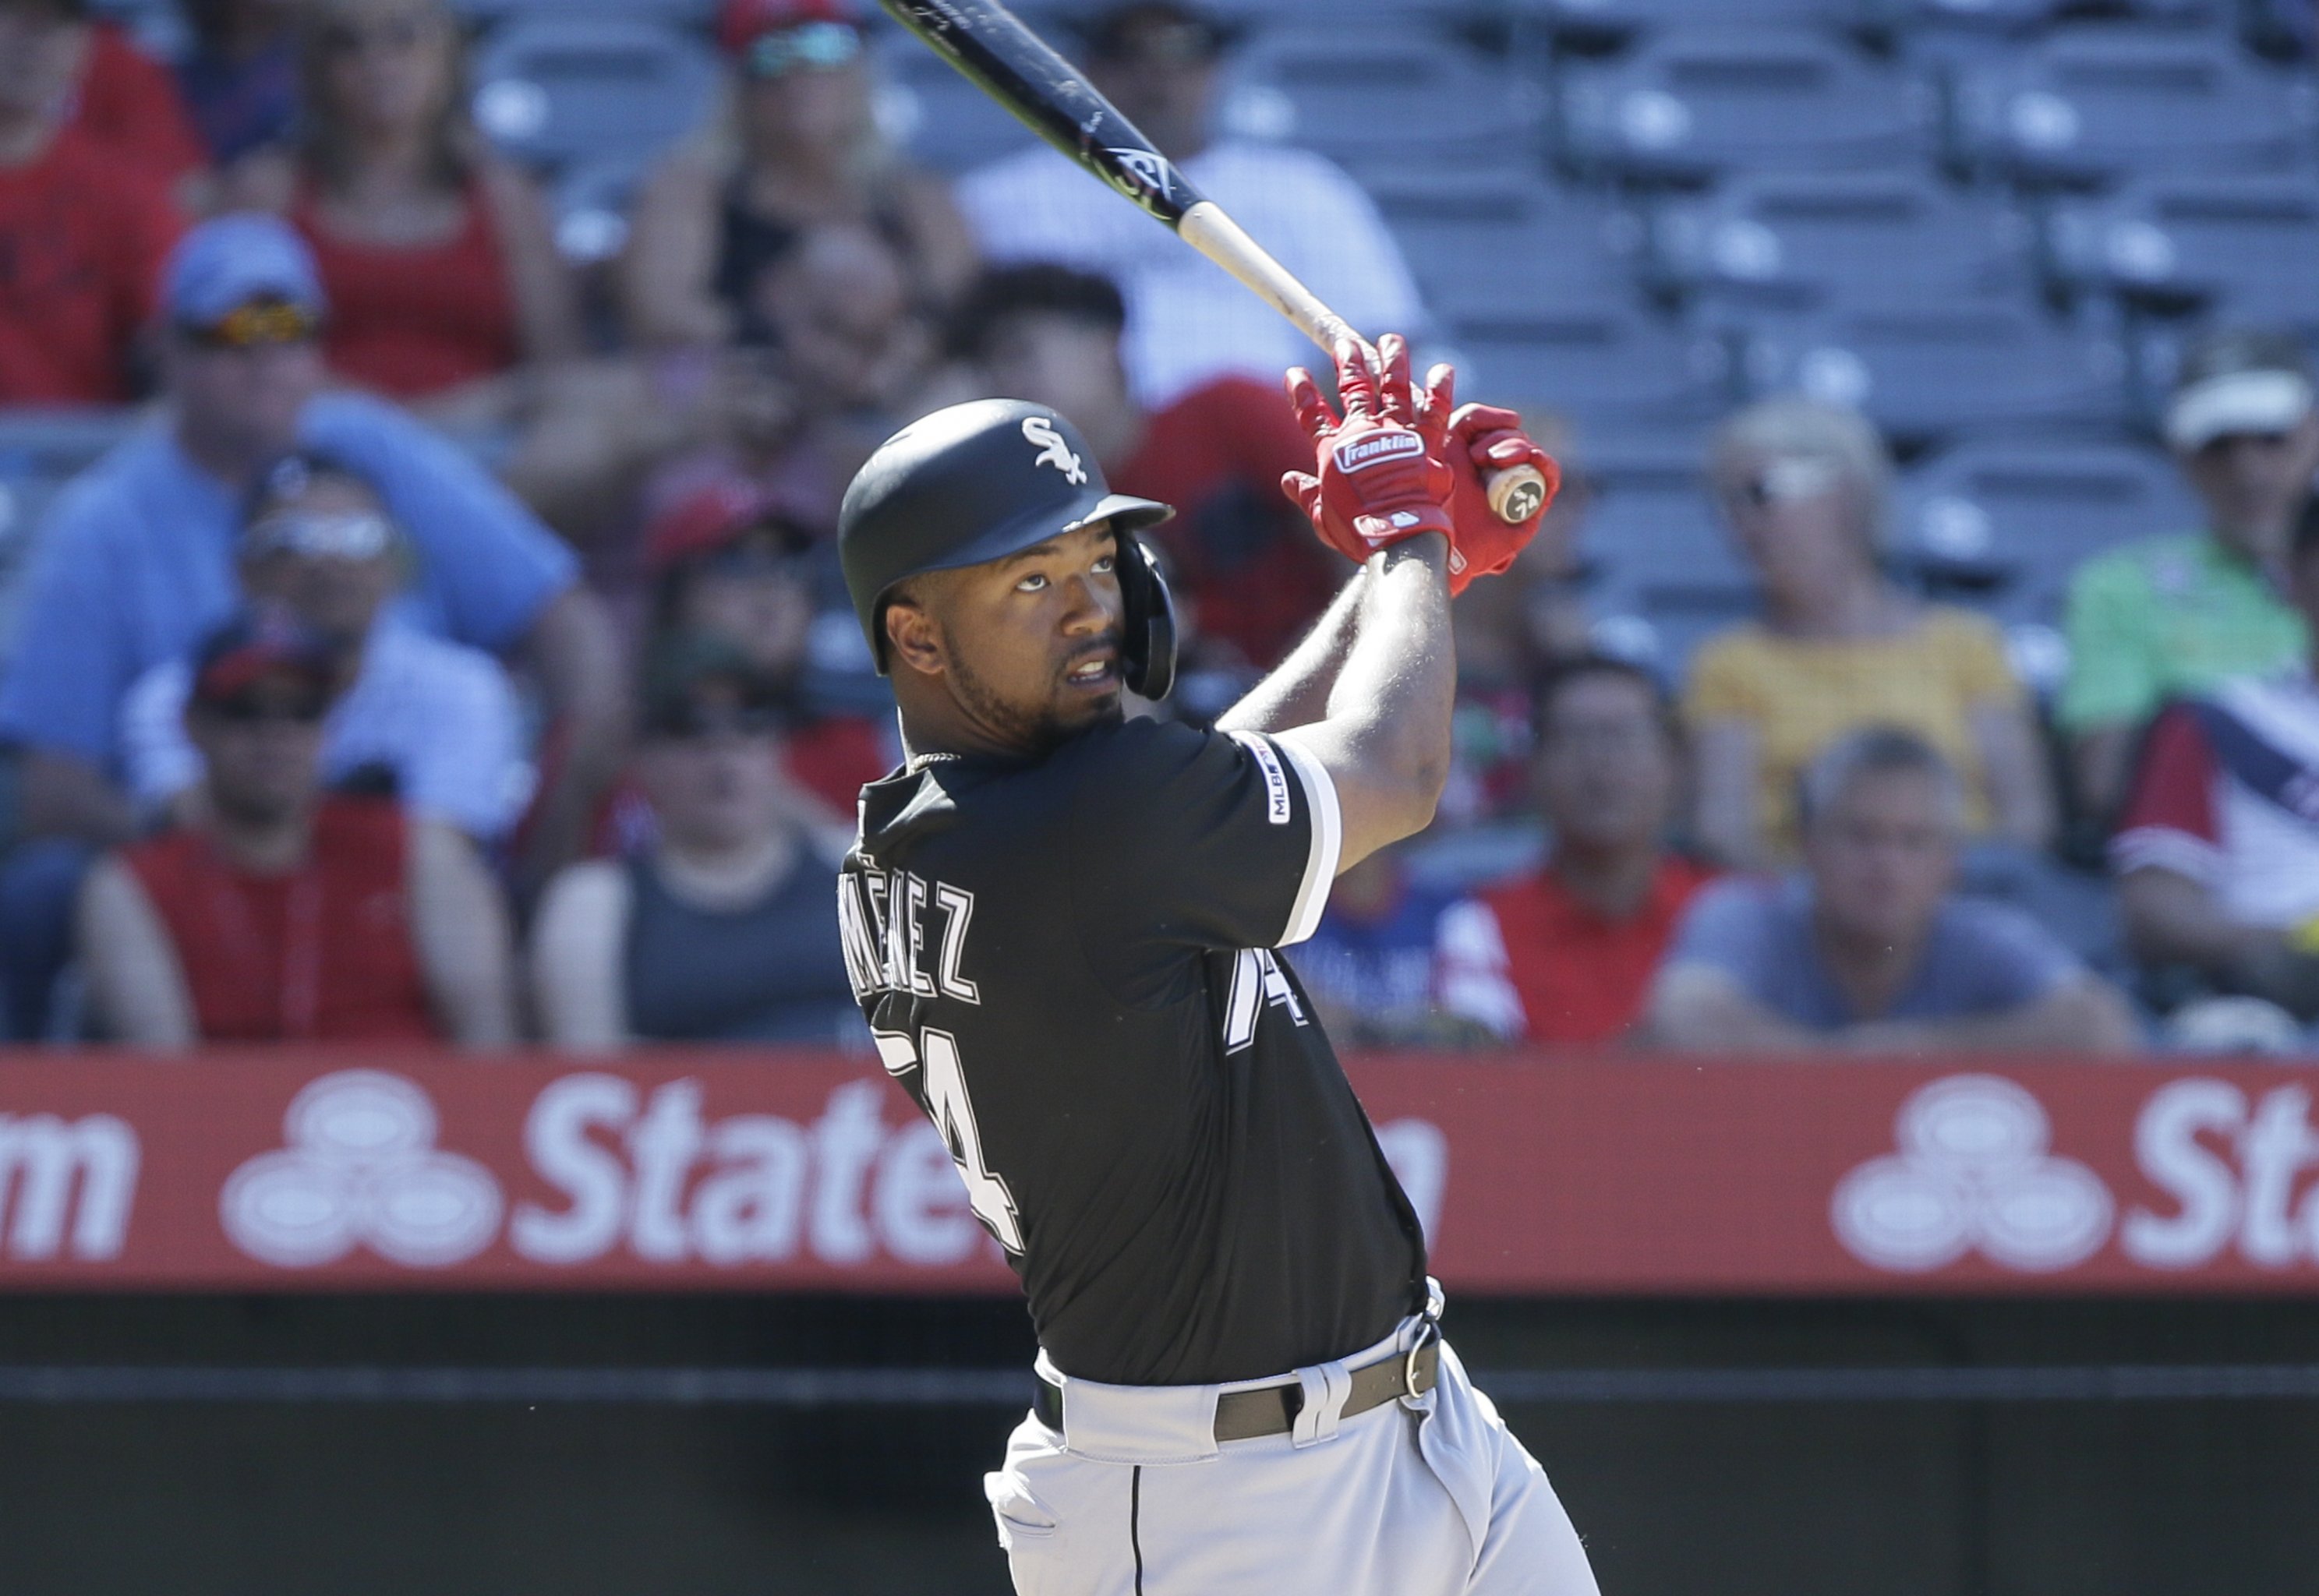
(2059, 533, 2308, 733)
(2059, 330, 2319, 818)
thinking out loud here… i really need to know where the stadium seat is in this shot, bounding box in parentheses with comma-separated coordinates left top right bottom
(1568, 426, 1757, 674)
(1218, 27, 1547, 168)
(1893, 439, 2197, 623)
(450, 0, 719, 30)
(1644, 171, 2036, 315)
(1457, 308, 1737, 430)
(471, 18, 719, 174)
(1508, 0, 1857, 50)
(1362, 169, 1649, 327)
(2041, 175, 2319, 327)
(872, 34, 1046, 175)
(1948, 28, 2319, 185)
(1861, 0, 2062, 34)
(1741, 305, 2133, 447)
(1553, 26, 1935, 184)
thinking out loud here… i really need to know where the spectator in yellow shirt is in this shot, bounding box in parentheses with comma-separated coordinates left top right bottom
(1684, 397, 2054, 867)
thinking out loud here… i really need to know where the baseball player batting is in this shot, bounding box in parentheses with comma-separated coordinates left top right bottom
(836, 334, 1594, 1593)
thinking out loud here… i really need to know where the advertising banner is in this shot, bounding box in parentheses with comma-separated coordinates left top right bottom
(0, 1050, 2313, 1294)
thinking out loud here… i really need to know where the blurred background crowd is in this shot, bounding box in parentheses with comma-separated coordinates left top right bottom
(3, 0, 2318, 1057)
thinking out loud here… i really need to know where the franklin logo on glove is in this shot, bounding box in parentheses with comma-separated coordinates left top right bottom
(1334, 433, 1426, 474)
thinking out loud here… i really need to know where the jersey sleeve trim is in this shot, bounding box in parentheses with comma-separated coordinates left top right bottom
(1262, 729, 1342, 947)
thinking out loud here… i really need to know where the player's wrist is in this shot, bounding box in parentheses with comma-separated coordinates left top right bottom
(1372, 531, 1449, 572)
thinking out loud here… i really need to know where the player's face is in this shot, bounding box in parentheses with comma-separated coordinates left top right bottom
(928, 522, 1126, 756)
(1804, 769, 1958, 952)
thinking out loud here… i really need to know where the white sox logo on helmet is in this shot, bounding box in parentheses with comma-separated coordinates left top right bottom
(1022, 416, 1087, 486)
(1334, 433, 1425, 474)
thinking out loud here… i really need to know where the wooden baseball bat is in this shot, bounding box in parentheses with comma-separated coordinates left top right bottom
(877, 0, 1550, 524)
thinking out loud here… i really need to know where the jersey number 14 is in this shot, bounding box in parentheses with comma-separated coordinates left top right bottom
(873, 1027, 1023, 1254)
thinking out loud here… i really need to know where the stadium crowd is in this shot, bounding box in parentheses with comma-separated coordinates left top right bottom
(2, 0, 2317, 1054)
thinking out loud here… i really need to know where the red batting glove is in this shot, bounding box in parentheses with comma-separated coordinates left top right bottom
(1416, 367, 1561, 596)
(1280, 334, 1455, 566)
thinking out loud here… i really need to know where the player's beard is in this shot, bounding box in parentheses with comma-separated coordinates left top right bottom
(948, 630, 1122, 758)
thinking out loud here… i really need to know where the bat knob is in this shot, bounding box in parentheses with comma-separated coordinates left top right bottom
(1485, 464, 1550, 525)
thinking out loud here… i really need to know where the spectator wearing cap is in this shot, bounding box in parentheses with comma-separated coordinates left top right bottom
(1437, 656, 1716, 1047)
(75, 611, 517, 1047)
(175, 0, 302, 169)
(2109, 498, 2319, 1036)
(956, 1, 1425, 408)
(0, 215, 624, 1034)
(948, 263, 1340, 671)
(217, 0, 582, 415)
(642, 479, 891, 814)
(1684, 397, 2053, 869)
(0, 0, 186, 405)
(1647, 729, 2137, 1054)
(531, 633, 861, 1048)
(619, 0, 977, 351)
(2062, 330, 2319, 818)
(120, 451, 529, 843)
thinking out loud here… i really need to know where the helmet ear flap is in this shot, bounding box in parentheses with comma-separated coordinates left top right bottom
(1115, 528, 1176, 701)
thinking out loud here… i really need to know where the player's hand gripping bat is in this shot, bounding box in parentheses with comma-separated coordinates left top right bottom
(878, 0, 1551, 526)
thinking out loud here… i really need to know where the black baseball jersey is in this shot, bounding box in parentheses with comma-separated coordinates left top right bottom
(839, 716, 1426, 1386)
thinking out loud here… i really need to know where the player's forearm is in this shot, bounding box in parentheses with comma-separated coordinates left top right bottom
(1316, 537, 1457, 853)
(1215, 571, 1366, 736)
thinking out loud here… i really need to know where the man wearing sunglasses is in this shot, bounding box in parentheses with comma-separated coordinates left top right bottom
(2062, 329, 2319, 817)
(0, 214, 625, 1035)
(119, 451, 528, 846)
(74, 609, 518, 1047)
(956, 0, 1425, 408)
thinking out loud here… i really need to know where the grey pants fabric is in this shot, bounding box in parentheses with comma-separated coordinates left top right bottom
(986, 1313, 1601, 1594)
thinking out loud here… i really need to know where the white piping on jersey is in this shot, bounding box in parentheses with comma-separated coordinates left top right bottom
(1265, 729, 1342, 948)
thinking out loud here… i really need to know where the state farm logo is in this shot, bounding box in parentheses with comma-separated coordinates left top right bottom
(1833, 1075, 2112, 1273)
(1334, 432, 1423, 473)
(221, 1071, 503, 1268)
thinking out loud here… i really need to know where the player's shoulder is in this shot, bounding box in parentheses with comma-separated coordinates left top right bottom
(1042, 713, 1223, 791)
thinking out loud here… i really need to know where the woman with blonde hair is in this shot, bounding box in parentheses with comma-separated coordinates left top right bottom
(618, 0, 977, 350)
(1684, 396, 2056, 869)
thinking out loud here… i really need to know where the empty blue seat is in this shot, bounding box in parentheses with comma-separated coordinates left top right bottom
(1457, 309, 1737, 429)
(1555, 26, 1935, 183)
(1510, 0, 1856, 46)
(472, 18, 719, 173)
(1362, 169, 1648, 327)
(1893, 440, 2197, 622)
(1950, 28, 2318, 185)
(1741, 305, 2132, 447)
(873, 33, 1047, 175)
(2043, 175, 2319, 327)
(451, 0, 719, 31)
(1560, 425, 1759, 672)
(1646, 171, 2034, 313)
(1220, 27, 1546, 168)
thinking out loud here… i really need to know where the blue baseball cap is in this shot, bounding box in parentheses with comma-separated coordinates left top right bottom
(164, 214, 327, 330)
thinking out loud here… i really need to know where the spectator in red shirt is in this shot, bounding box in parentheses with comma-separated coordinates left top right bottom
(0, 0, 185, 405)
(221, 0, 580, 411)
(2112, 501, 2319, 1029)
(74, 609, 517, 1047)
(68, 10, 210, 194)
(948, 262, 1341, 673)
(1437, 655, 1714, 1047)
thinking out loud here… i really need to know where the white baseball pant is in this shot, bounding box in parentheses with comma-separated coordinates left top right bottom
(984, 1305, 1601, 1594)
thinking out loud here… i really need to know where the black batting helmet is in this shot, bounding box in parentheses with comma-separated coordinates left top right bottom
(840, 399, 1179, 699)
